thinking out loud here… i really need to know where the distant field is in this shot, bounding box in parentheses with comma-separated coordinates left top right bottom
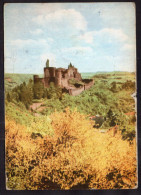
(81, 71, 135, 79)
(92, 72, 135, 85)
(81, 72, 95, 78)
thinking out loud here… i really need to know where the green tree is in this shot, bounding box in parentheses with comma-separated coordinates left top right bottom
(47, 82, 62, 99)
(107, 109, 118, 127)
(19, 81, 33, 108)
(110, 82, 117, 93)
(27, 79, 34, 100)
(7, 92, 11, 102)
(33, 82, 44, 99)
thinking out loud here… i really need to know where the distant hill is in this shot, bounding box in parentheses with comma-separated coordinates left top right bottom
(4, 73, 43, 92)
(81, 72, 95, 79)
(81, 71, 135, 79)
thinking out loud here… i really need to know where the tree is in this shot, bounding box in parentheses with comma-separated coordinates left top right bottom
(107, 109, 119, 127)
(19, 81, 33, 109)
(33, 82, 44, 99)
(47, 82, 62, 99)
(7, 92, 11, 102)
(46, 59, 49, 68)
(110, 82, 117, 93)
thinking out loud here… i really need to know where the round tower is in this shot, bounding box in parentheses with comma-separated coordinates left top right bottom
(44, 68, 50, 78)
(33, 75, 39, 83)
(49, 67, 56, 77)
(55, 69, 62, 86)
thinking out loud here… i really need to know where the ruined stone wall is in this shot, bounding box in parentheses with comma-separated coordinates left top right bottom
(74, 73, 82, 80)
(44, 68, 50, 77)
(44, 77, 50, 87)
(68, 80, 94, 96)
(55, 70, 62, 86)
(44, 77, 56, 87)
(49, 67, 56, 77)
(33, 65, 94, 95)
(84, 80, 94, 90)
(67, 67, 79, 79)
(69, 86, 85, 96)
(44, 67, 56, 77)
(34, 78, 45, 85)
(61, 78, 69, 88)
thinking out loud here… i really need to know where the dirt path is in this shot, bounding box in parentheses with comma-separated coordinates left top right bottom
(37, 106, 46, 112)
(5, 77, 12, 82)
(29, 102, 46, 117)
(30, 102, 43, 110)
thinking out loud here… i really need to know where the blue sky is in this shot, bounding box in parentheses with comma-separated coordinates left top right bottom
(4, 3, 136, 74)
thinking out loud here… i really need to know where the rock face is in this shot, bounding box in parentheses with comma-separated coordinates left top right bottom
(33, 64, 94, 96)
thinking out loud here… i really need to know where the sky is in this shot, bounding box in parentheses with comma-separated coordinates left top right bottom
(4, 3, 136, 74)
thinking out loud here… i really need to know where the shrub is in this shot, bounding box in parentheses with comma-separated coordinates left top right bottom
(122, 80, 135, 91)
(6, 109, 137, 190)
(29, 116, 54, 136)
(33, 82, 44, 99)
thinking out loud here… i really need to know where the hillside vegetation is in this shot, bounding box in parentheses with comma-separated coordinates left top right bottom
(5, 71, 137, 189)
(5, 73, 43, 92)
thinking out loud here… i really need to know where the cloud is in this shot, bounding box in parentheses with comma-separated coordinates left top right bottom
(5, 38, 51, 72)
(30, 29, 43, 35)
(10, 38, 49, 48)
(78, 28, 129, 44)
(6, 38, 53, 55)
(32, 15, 44, 26)
(122, 44, 134, 51)
(61, 46, 93, 55)
(32, 8, 87, 31)
(103, 53, 136, 72)
(100, 28, 129, 42)
(10, 39, 38, 47)
(78, 32, 94, 44)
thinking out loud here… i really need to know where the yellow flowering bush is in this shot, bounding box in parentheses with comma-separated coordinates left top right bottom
(5, 109, 137, 190)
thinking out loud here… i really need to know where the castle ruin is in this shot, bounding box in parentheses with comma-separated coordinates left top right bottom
(33, 60, 94, 96)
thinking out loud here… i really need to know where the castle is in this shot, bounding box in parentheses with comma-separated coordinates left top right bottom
(33, 60, 94, 96)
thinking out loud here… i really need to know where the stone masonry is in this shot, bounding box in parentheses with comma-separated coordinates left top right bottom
(33, 61, 94, 96)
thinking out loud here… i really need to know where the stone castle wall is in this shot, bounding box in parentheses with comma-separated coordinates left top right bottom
(69, 79, 94, 96)
(69, 86, 85, 96)
(61, 78, 69, 88)
(33, 65, 94, 96)
(34, 75, 45, 85)
(84, 79, 94, 90)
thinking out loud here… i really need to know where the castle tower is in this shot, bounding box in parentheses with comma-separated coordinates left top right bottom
(55, 69, 62, 86)
(49, 67, 56, 77)
(33, 75, 39, 83)
(44, 68, 50, 77)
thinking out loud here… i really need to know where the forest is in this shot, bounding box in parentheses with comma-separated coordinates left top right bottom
(5, 71, 137, 190)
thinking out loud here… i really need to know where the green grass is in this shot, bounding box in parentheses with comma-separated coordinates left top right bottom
(5, 101, 34, 126)
(5, 101, 54, 136)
